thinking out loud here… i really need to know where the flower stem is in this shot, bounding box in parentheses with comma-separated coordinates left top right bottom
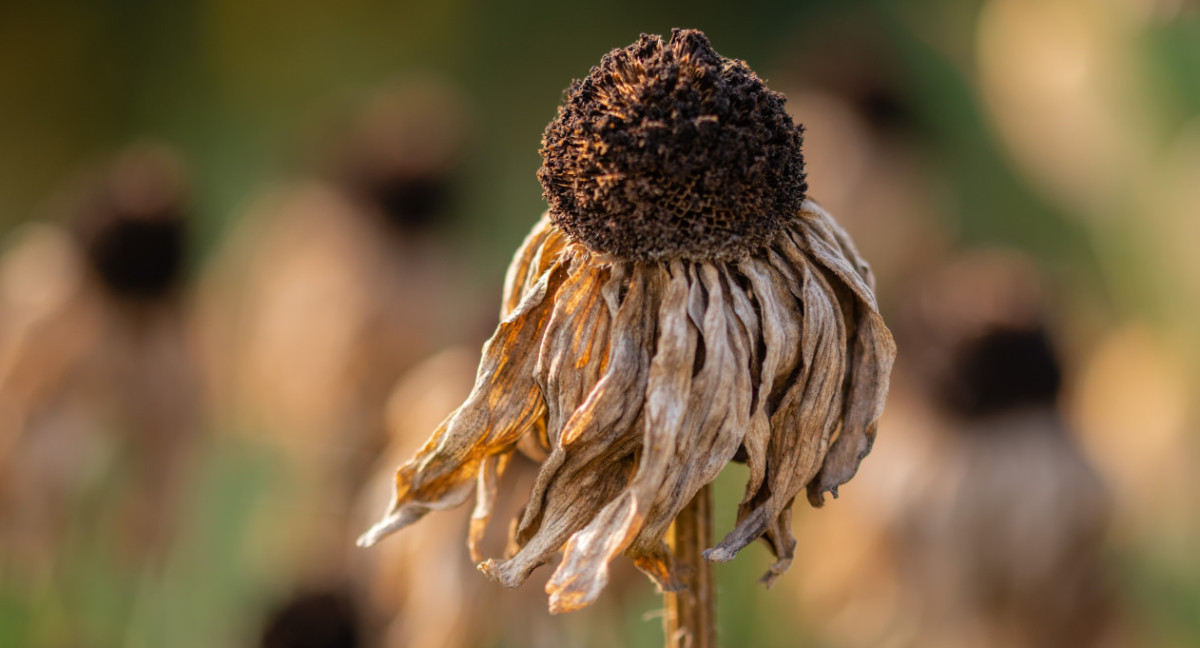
(664, 484, 715, 648)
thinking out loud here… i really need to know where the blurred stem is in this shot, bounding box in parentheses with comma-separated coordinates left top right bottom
(664, 484, 715, 648)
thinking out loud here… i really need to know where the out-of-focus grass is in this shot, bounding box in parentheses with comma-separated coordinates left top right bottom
(1119, 548, 1200, 648)
(0, 435, 278, 648)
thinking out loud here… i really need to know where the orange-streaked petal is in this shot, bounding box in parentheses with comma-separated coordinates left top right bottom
(357, 258, 567, 547)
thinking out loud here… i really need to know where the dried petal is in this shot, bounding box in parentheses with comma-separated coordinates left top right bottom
(535, 252, 612, 441)
(706, 249, 847, 577)
(362, 201, 896, 612)
(626, 264, 752, 589)
(468, 451, 511, 562)
(792, 202, 896, 505)
(502, 214, 567, 316)
(480, 263, 660, 587)
(544, 260, 695, 612)
(357, 259, 567, 547)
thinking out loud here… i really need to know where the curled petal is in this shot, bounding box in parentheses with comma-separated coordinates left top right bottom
(791, 205, 897, 505)
(502, 213, 569, 316)
(807, 307, 895, 505)
(362, 207, 895, 612)
(792, 206, 877, 312)
(706, 254, 847, 579)
(535, 252, 612, 441)
(480, 263, 660, 588)
(469, 451, 512, 562)
(544, 260, 695, 613)
(734, 256, 801, 507)
(801, 200, 877, 292)
(357, 260, 567, 547)
(625, 264, 751, 588)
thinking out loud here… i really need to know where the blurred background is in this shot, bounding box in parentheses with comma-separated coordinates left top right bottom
(1, 0, 1198, 646)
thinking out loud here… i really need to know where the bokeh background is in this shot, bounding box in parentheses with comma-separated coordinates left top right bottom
(1, 0, 1198, 646)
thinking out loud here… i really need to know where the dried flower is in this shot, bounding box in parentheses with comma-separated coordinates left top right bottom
(0, 143, 201, 566)
(880, 253, 1115, 648)
(199, 79, 481, 584)
(359, 28, 896, 613)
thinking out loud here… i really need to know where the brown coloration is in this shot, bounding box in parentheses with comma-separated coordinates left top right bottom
(0, 146, 203, 570)
(331, 78, 470, 234)
(942, 325, 1062, 419)
(360, 200, 895, 613)
(664, 486, 715, 648)
(902, 409, 1113, 648)
(69, 145, 190, 301)
(259, 589, 362, 648)
(539, 29, 806, 262)
(357, 349, 632, 648)
(783, 250, 1116, 648)
(784, 401, 1116, 648)
(199, 149, 481, 584)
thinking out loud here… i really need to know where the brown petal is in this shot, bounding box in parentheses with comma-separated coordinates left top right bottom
(626, 263, 752, 589)
(801, 200, 877, 291)
(807, 307, 895, 505)
(535, 251, 612, 442)
(357, 258, 567, 547)
(502, 214, 568, 316)
(706, 253, 847, 579)
(544, 260, 695, 613)
(790, 211, 898, 505)
(468, 451, 512, 562)
(482, 449, 637, 589)
(792, 204, 878, 311)
(480, 263, 660, 588)
(734, 256, 802, 506)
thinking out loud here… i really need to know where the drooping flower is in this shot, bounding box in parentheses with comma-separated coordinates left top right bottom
(359, 28, 896, 613)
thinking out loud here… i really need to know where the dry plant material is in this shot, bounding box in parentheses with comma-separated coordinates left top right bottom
(887, 253, 1115, 648)
(360, 28, 896, 613)
(198, 80, 480, 584)
(0, 144, 201, 564)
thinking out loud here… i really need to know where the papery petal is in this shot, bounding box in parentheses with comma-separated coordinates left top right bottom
(801, 200, 877, 291)
(544, 260, 695, 613)
(535, 252, 612, 439)
(626, 264, 752, 590)
(706, 253, 847, 578)
(733, 256, 802, 507)
(482, 450, 637, 588)
(480, 263, 660, 588)
(791, 206, 878, 311)
(790, 207, 897, 505)
(357, 259, 567, 547)
(469, 451, 512, 562)
(807, 306, 895, 505)
(502, 213, 568, 316)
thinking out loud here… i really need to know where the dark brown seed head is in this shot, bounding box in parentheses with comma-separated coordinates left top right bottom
(538, 28, 806, 261)
(942, 325, 1063, 420)
(71, 145, 190, 300)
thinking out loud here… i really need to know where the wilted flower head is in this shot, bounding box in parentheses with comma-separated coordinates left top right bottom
(360, 28, 896, 613)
